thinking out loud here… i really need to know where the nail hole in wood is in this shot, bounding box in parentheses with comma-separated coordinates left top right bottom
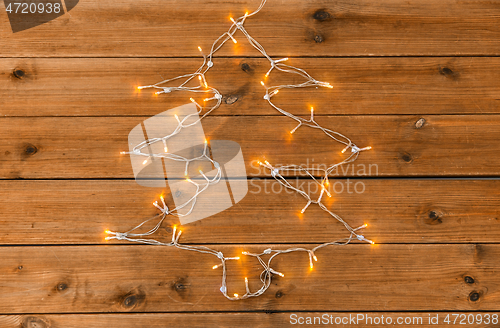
(439, 67, 453, 76)
(25, 144, 38, 155)
(123, 295, 137, 307)
(240, 62, 253, 74)
(22, 316, 48, 328)
(401, 152, 413, 163)
(439, 66, 459, 80)
(314, 34, 324, 43)
(225, 94, 239, 105)
(464, 276, 475, 284)
(57, 283, 68, 292)
(13, 69, 25, 79)
(313, 9, 331, 21)
(469, 291, 480, 302)
(415, 118, 426, 129)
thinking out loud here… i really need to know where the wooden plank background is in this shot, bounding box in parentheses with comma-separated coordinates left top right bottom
(1, 0, 500, 326)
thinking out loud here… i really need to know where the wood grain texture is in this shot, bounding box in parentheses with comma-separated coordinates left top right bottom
(1, 179, 499, 245)
(1, 57, 500, 117)
(1, 115, 500, 179)
(0, 245, 497, 313)
(1, 0, 500, 57)
(1, 313, 499, 327)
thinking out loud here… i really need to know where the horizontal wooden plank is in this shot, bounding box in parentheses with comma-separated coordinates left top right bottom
(1, 115, 500, 179)
(1, 0, 500, 57)
(0, 244, 498, 313)
(1, 179, 500, 245)
(2, 313, 499, 327)
(2, 57, 500, 117)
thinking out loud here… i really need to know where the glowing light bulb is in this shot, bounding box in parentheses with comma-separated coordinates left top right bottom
(120, 151, 126, 155)
(313, 255, 318, 261)
(366, 146, 372, 150)
(198, 46, 202, 52)
(190, 98, 196, 103)
(205, 139, 208, 144)
(142, 158, 149, 165)
(174, 114, 180, 122)
(230, 17, 236, 24)
(277, 272, 284, 277)
(310, 262, 314, 269)
(234, 257, 240, 260)
(212, 265, 218, 269)
(105, 230, 111, 234)
(160, 195, 164, 201)
(363, 223, 368, 228)
(242, 251, 248, 255)
(260, 81, 265, 86)
(245, 277, 248, 283)
(198, 76, 202, 81)
(164, 146, 168, 152)
(234, 293, 239, 298)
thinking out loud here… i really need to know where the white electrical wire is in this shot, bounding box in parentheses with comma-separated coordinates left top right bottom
(108, 0, 374, 300)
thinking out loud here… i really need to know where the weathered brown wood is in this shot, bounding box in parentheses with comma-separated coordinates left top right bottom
(1, 313, 498, 327)
(1, 57, 500, 117)
(0, 244, 498, 313)
(1, 0, 500, 57)
(1, 179, 499, 245)
(1, 115, 499, 179)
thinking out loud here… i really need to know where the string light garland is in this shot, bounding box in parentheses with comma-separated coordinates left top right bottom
(108, 0, 373, 300)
